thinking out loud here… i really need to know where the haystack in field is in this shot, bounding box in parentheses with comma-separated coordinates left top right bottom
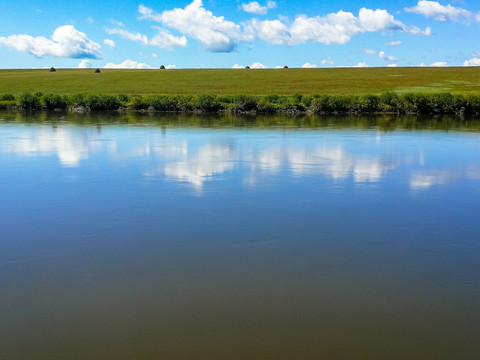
(49, 67, 56, 72)
(245, 66, 250, 69)
(159, 65, 166, 69)
(283, 65, 288, 69)
(94, 68, 101, 73)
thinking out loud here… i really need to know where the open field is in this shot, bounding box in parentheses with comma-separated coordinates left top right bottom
(1, 67, 480, 96)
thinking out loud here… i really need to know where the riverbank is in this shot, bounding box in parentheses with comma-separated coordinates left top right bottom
(1, 92, 480, 115)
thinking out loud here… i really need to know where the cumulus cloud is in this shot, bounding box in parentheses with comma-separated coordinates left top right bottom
(165, 64, 176, 69)
(250, 62, 267, 68)
(302, 62, 318, 68)
(353, 62, 368, 67)
(387, 64, 397, 67)
(104, 59, 153, 69)
(364, 49, 376, 54)
(77, 59, 91, 68)
(430, 61, 447, 67)
(104, 39, 116, 49)
(242, 1, 277, 15)
(379, 51, 400, 62)
(0, 25, 101, 59)
(321, 59, 335, 65)
(405, 1, 475, 23)
(139, 1, 245, 52)
(247, 7, 431, 46)
(138, 1, 430, 52)
(232, 64, 244, 69)
(464, 54, 480, 66)
(106, 26, 187, 50)
(106, 27, 148, 44)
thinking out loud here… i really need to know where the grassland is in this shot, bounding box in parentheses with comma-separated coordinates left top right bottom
(1, 67, 480, 96)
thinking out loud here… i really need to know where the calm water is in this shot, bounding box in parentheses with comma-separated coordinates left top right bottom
(1, 112, 480, 359)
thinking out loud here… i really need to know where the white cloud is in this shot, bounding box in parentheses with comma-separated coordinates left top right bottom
(250, 62, 267, 68)
(104, 59, 153, 69)
(388, 63, 398, 67)
(77, 59, 91, 68)
(106, 26, 187, 50)
(248, 7, 431, 47)
(138, 2, 430, 52)
(106, 27, 149, 44)
(379, 51, 400, 62)
(232, 64, 244, 69)
(364, 49, 376, 54)
(139, 1, 245, 52)
(152, 53, 158, 58)
(321, 59, 335, 65)
(110, 20, 125, 27)
(104, 39, 116, 49)
(430, 61, 447, 66)
(385, 40, 402, 46)
(353, 62, 368, 67)
(358, 8, 404, 32)
(242, 1, 277, 15)
(405, 1, 475, 23)
(302, 62, 318, 68)
(165, 64, 176, 69)
(150, 28, 188, 49)
(247, 19, 291, 44)
(463, 54, 480, 66)
(0, 25, 101, 59)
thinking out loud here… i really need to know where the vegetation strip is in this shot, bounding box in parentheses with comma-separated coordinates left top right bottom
(1, 92, 480, 115)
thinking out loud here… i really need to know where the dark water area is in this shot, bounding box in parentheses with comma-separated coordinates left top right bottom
(1, 112, 479, 359)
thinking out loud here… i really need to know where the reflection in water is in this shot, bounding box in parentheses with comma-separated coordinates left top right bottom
(1, 116, 479, 193)
(1, 113, 480, 360)
(0, 127, 102, 167)
(164, 143, 237, 189)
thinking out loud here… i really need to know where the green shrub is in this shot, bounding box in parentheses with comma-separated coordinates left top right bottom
(42, 93, 67, 110)
(0, 100, 17, 109)
(0, 94, 15, 101)
(379, 92, 400, 112)
(148, 95, 178, 111)
(85, 94, 120, 111)
(129, 96, 149, 110)
(19, 93, 42, 110)
(68, 93, 87, 107)
(194, 94, 220, 112)
(233, 94, 257, 111)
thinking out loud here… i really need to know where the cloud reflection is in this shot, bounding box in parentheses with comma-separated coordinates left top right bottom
(1, 128, 101, 167)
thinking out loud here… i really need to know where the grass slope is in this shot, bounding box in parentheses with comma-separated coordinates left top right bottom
(1, 67, 480, 96)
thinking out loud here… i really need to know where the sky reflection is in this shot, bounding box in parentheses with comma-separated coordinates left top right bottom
(1, 124, 479, 193)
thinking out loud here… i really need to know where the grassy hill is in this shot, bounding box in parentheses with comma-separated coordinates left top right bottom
(1, 67, 480, 96)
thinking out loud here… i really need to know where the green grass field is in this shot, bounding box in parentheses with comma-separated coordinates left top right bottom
(1, 67, 480, 96)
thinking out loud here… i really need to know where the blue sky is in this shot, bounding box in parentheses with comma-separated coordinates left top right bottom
(0, 0, 479, 69)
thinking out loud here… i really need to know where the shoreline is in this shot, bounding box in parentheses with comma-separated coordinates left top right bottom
(1, 92, 480, 115)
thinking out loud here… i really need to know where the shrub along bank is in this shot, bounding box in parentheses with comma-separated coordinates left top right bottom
(1, 92, 479, 114)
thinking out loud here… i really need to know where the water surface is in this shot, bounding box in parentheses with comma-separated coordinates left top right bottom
(1, 112, 479, 359)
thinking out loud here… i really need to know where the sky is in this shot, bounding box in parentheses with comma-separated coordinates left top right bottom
(0, 0, 479, 69)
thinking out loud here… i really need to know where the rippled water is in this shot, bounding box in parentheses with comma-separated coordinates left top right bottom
(1, 112, 480, 359)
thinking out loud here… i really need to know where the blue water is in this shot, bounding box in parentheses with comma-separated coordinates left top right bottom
(1, 114, 479, 359)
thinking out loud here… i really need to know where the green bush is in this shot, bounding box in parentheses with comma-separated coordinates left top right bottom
(194, 94, 220, 112)
(0, 100, 17, 109)
(85, 94, 120, 110)
(129, 96, 149, 110)
(0, 94, 15, 101)
(42, 93, 67, 110)
(19, 93, 42, 110)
